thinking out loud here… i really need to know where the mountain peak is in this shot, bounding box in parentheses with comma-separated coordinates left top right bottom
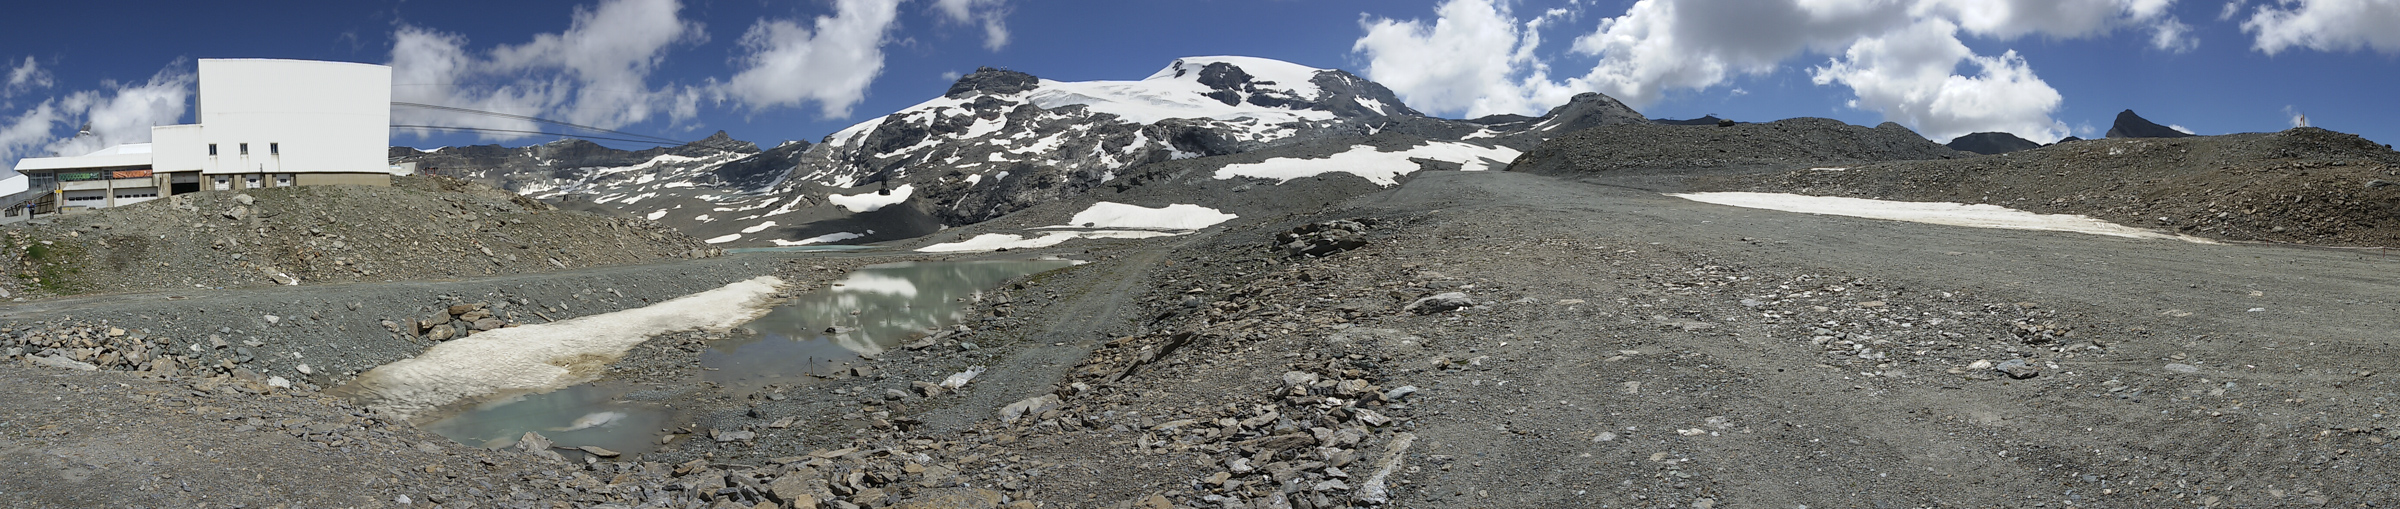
(1947, 131, 2041, 155)
(2106, 109, 2195, 139)
(945, 67, 1039, 99)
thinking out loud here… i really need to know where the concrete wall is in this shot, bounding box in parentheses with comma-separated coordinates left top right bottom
(295, 173, 390, 187)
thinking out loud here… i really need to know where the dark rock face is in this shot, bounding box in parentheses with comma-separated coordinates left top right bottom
(1653, 115, 1738, 126)
(2106, 110, 2195, 139)
(1947, 132, 2043, 155)
(711, 141, 811, 191)
(944, 67, 1039, 99)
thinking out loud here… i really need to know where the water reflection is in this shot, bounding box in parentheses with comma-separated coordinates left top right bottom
(414, 258, 1072, 452)
(700, 259, 1075, 384)
(418, 383, 668, 454)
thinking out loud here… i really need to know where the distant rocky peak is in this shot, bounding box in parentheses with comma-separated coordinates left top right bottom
(945, 67, 1039, 99)
(2106, 109, 2195, 139)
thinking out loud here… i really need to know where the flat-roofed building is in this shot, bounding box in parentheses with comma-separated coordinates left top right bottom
(8, 59, 402, 219)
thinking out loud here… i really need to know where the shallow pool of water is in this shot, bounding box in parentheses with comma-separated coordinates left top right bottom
(410, 258, 1073, 453)
(700, 259, 1076, 384)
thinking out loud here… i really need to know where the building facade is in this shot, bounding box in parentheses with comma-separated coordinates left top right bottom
(8, 59, 400, 218)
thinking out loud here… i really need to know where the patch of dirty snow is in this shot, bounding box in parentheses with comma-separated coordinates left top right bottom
(829, 184, 915, 213)
(1050, 202, 1237, 230)
(704, 233, 741, 244)
(1669, 192, 2217, 243)
(771, 232, 863, 246)
(1214, 142, 1521, 186)
(740, 221, 779, 234)
(344, 277, 788, 419)
(916, 231, 1177, 253)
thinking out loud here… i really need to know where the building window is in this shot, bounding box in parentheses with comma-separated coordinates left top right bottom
(269, 143, 279, 155)
(208, 144, 217, 156)
(239, 143, 249, 155)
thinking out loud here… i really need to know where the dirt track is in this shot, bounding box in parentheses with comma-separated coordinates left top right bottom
(5, 168, 2399, 507)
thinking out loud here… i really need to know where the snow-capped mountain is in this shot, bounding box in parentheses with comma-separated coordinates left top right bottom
(389, 56, 1647, 247)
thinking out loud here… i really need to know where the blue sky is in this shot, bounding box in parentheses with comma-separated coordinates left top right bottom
(5, 0, 2398, 167)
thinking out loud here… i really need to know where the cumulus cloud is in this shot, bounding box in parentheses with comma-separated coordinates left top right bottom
(0, 66, 193, 169)
(932, 0, 1012, 51)
(1354, 0, 2188, 143)
(1811, 20, 2069, 143)
(2242, 0, 2400, 55)
(719, 0, 904, 118)
(389, 0, 705, 141)
(1353, 1, 1583, 118)
(5, 56, 52, 99)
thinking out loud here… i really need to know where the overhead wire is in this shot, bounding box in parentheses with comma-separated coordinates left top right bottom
(389, 101, 686, 145)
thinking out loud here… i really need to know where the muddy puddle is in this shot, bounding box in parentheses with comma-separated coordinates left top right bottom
(412, 259, 1075, 454)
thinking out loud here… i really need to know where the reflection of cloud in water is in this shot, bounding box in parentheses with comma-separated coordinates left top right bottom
(831, 272, 919, 297)
(705, 260, 1075, 382)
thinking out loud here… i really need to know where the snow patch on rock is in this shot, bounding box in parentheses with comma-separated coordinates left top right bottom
(1670, 192, 2218, 243)
(1215, 143, 1520, 186)
(829, 184, 915, 213)
(346, 277, 788, 419)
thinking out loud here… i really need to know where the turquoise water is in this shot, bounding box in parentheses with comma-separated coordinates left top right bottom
(415, 258, 1074, 454)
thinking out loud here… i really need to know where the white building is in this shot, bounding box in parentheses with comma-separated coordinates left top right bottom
(8, 59, 400, 217)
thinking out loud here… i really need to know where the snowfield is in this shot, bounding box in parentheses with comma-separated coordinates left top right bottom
(828, 184, 915, 213)
(919, 201, 1237, 253)
(1670, 192, 2217, 243)
(1050, 202, 1240, 230)
(347, 277, 788, 419)
(1215, 142, 1521, 186)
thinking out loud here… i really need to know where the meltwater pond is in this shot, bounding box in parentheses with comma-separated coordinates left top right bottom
(415, 259, 1074, 453)
(701, 259, 1077, 383)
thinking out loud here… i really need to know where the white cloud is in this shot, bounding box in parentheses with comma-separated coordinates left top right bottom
(719, 0, 904, 118)
(0, 66, 193, 169)
(1353, 0, 1582, 117)
(2150, 18, 2198, 52)
(1811, 19, 2069, 143)
(932, 0, 1012, 51)
(5, 56, 52, 98)
(1354, 0, 2185, 143)
(2242, 0, 2400, 55)
(2220, 0, 2251, 20)
(388, 0, 705, 141)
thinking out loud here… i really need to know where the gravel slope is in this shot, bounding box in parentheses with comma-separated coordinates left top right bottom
(0, 176, 717, 301)
(1693, 128, 2400, 248)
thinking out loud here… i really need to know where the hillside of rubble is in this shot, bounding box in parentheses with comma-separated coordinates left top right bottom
(0, 176, 718, 300)
(1692, 127, 2400, 247)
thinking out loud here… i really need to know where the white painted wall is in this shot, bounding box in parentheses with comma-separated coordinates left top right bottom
(151, 59, 391, 176)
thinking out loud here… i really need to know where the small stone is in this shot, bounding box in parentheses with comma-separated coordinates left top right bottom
(1994, 359, 2039, 379)
(1403, 292, 1474, 314)
(295, 363, 313, 375)
(1282, 371, 1320, 387)
(266, 376, 291, 388)
(2164, 363, 2200, 374)
(1966, 359, 1993, 370)
(999, 394, 1061, 423)
(710, 429, 757, 443)
(577, 445, 621, 457)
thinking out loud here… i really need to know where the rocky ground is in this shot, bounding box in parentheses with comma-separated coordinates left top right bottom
(5, 124, 2400, 508)
(1691, 127, 2400, 248)
(0, 176, 718, 300)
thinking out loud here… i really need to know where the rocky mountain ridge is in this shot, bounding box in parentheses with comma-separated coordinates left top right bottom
(387, 56, 1648, 248)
